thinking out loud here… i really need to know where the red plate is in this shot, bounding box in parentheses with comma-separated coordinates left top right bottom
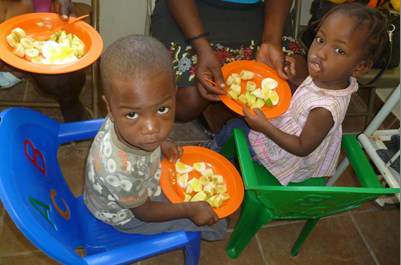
(220, 60, 292, 118)
(0, 13, 103, 74)
(160, 146, 244, 219)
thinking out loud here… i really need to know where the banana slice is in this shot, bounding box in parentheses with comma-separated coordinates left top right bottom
(20, 37, 34, 49)
(6, 33, 18, 48)
(11, 27, 26, 39)
(25, 48, 40, 60)
(13, 43, 25, 58)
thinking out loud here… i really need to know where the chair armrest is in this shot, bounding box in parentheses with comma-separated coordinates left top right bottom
(231, 128, 260, 188)
(342, 134, 382, 188)
(58, 119, 104, 144)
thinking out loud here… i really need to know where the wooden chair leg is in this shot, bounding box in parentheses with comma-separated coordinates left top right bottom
(226, 191, 272, 259)
(291, 218, 319, 256)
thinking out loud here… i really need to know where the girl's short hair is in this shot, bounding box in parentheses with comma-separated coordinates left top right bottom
(318, 2, 389, 64)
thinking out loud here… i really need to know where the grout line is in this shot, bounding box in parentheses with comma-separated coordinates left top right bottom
(348, 212, 381, 265)
(255, 233, 269, 265)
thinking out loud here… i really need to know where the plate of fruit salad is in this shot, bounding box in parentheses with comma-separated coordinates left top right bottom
(220, 60, 292, 118)
(0, 13, 103, 74)
(160, 146, 244, 218)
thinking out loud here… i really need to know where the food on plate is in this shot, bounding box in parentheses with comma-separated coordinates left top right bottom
(239, 70, 255, 80)
(6, 27, 86, 65)
(226, 71, 280, 109)
(175, 160, 230, 208)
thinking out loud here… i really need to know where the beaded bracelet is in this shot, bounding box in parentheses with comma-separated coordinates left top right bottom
(186, 32, 210, 43)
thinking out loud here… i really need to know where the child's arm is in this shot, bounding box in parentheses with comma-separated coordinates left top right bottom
(244, 107, 334, 157)
(161, 139, 183, 162)
(131, 199, 219, 226)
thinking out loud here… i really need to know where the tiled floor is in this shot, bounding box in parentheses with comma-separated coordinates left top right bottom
(0, 77, 399, 265)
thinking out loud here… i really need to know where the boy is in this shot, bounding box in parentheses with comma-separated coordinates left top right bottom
(84, 35, 226, 240)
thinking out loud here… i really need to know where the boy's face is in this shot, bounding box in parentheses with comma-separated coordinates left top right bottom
(307, 12, 371, 89)
(105, 71, 176, 152)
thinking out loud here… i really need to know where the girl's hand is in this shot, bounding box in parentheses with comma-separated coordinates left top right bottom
(256, 42, 287, 80)
(189, 201, 219, 226)
(195, 45, 225, 101)
(161, 140, 183, 162)
(283, 55, 308, 89)
(243, 106, 269, 133)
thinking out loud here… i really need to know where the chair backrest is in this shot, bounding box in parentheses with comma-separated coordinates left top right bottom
(231, 128, 400, 219)
(0, 108, 89, 264)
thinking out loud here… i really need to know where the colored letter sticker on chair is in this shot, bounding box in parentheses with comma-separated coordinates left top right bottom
(220, 128, 400, 258)
(0, 108, 201, 265)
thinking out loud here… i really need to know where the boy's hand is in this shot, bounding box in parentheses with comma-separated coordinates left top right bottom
(161, 140, 183, 162)
(189, 201, 219, 226)
(243, 106, 269, 133)
(283, 55, 308, 89)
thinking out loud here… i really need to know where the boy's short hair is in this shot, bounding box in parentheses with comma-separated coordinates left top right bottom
(100, 35, 174, 99)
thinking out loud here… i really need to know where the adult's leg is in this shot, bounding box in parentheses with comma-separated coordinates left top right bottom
(175, 83, 210, 122)
(31, 70, 89, 122)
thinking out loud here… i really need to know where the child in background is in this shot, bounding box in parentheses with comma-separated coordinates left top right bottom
(84, 35, 226, 240)
(214, 3, 388, 185)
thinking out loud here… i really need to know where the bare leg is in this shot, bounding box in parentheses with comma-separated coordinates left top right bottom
(175, 84, 210, 122)
(31, 70, 89, 122)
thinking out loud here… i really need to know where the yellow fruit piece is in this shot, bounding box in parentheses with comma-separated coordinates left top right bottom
(193, 162, 206, 173)
(240, 70, 255, 80)
(215, 183, 227, 194)
(198, 175, 209, 185)
(238, 94, 247, 105)
(11, 27, 26, 40)
(13, 43, 25, 58)
(203, 182, 216, 195)
(230, 83, 241, 95)
(261, 77, 278, 90)
(188, 178, 202, 193)
(220, 193, 230, 201)
(228, 90, 239, 100)
(20, 37, 34, 49)
(177, 173, 189, 188)
(184, 194, 192, 202)
(175, 160, 193, 174)
(6, 33, 18, 48)
(268, 90, 279, 106)
(203, 168, 214, 177)
(246, 81, 257, 91)
(207, 194, 223, 208)
(211, 174, 224, 184)
(191, 191, 208, 202)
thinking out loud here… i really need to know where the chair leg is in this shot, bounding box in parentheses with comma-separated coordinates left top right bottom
(220, 133, 235, 161)
(291, 218, 319, 256)
(226, 191, 272, 259)
(184, 232, 201, 265)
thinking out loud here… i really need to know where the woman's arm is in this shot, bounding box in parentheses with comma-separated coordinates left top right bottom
(166, 0, 225, 100)
(244, 107, 334, 157)
(257, 0, 293, 79)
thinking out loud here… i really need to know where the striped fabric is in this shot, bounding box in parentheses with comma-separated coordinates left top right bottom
(248, 76, 358, 185)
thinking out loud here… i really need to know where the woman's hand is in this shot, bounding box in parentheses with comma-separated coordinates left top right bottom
(243, 106, 270, 133)
(195, 44, 226, 102)
(256, 42, 287, 80)
(54, 0, 74, 20)
(283, 55, 308, 89)
(161, 140, 183, 162)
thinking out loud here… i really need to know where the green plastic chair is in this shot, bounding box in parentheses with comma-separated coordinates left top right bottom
(220, 129, 400, 258)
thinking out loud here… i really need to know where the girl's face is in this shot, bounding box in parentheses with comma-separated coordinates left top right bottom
(105, 70, 176, 152)
(307, 12, 371, 90)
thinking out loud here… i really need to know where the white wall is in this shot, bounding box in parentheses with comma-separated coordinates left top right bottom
(74, 0, 150, 47)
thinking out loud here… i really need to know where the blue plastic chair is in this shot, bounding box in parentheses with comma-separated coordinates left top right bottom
(0, 108, 200, 265)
